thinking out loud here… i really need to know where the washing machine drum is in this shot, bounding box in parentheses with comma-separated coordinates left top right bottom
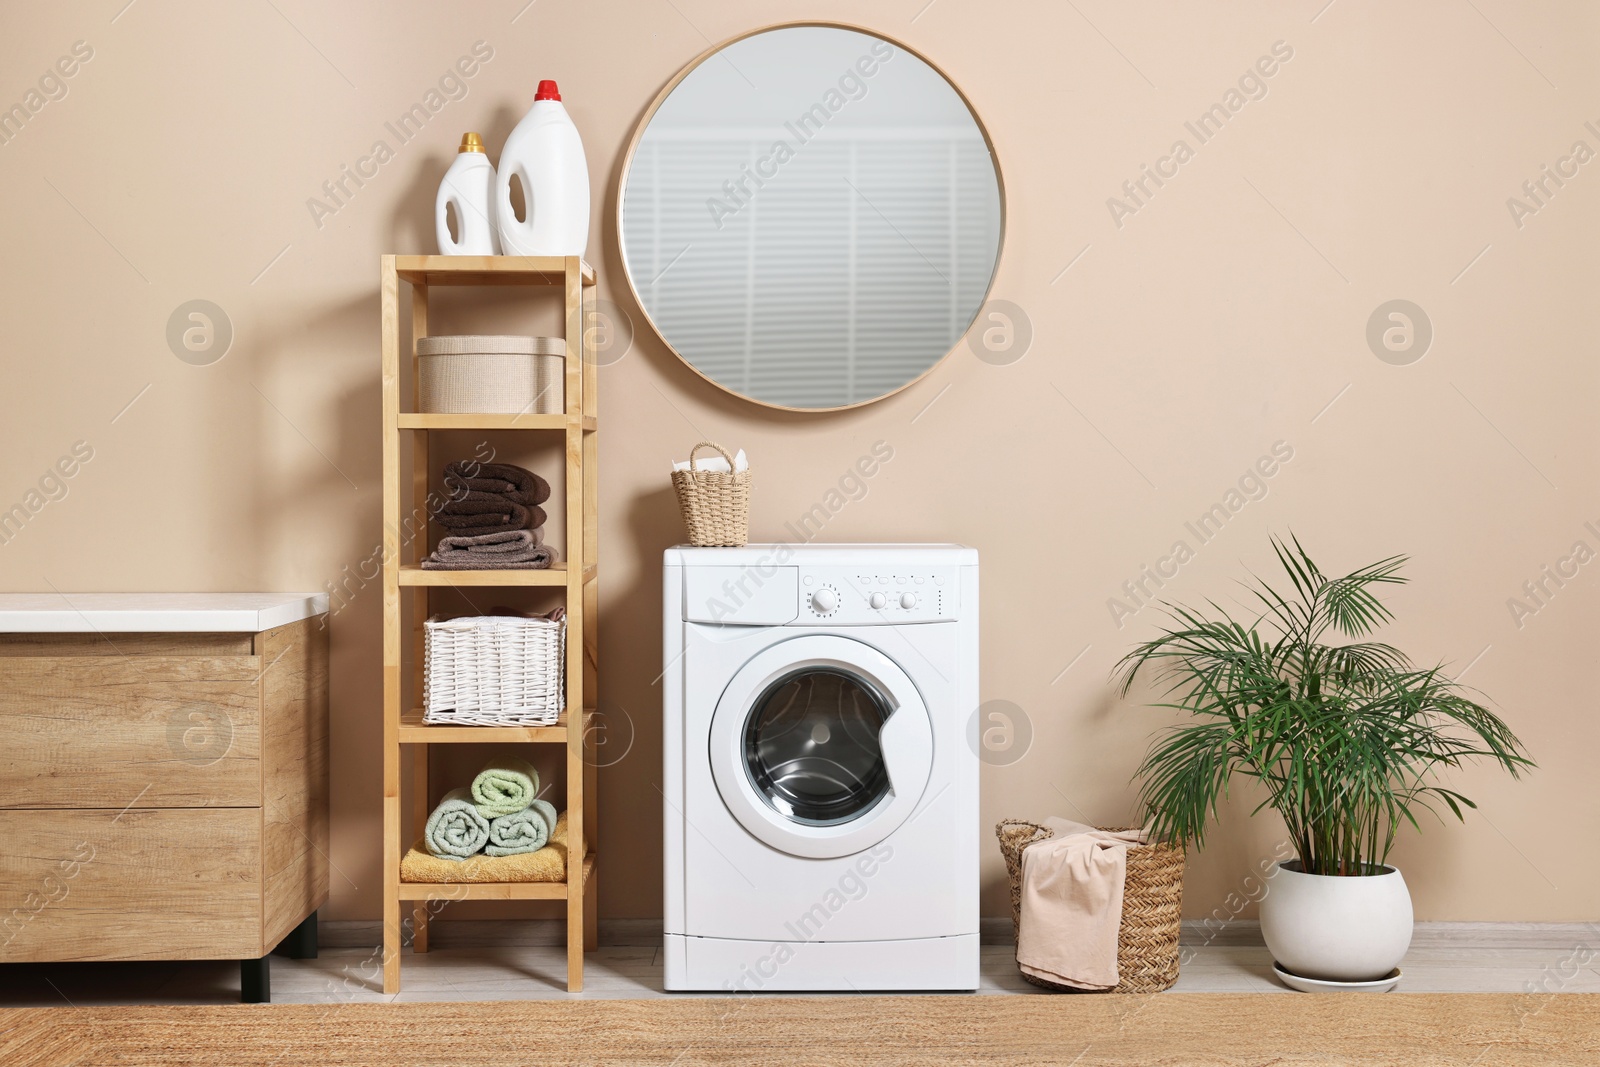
(710, 635, 934, 859)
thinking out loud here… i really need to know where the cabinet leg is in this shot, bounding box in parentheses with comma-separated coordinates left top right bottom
(278, 910, 318, 959)
(241, 955, 270, 1003)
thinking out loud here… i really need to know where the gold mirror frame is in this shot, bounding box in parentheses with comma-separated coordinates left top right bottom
(614, 21, 1008, 414)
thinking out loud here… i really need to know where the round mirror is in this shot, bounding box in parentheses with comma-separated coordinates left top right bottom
(618, 24, 1004, 411)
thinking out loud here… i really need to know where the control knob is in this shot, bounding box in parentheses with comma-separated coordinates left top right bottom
(869, 592, 887, 610)
(899, 592, 917, 609)
(810, 587, 838, 614)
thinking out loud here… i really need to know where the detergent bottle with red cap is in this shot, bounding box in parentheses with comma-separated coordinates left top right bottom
(494, 79, 590, 257)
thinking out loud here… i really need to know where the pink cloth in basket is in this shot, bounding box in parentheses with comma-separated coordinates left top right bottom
(1015, 818, 1148, 991)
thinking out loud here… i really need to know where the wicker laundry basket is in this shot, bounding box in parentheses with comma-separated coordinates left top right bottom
(996, 819, 1185, 994)
(418, 334, 563, 415)
(671, 441, 750, 547)
(423, 613, 565, 726)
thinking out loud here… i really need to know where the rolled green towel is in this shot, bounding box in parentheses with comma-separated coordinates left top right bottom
(424, 787, 490, 861)
(486, 799, 558, 857)
(471, 755, 541, 818)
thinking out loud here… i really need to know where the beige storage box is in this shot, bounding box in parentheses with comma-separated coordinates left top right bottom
(418, 334, 564, 415)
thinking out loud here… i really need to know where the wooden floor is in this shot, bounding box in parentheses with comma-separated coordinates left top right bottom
(5, 994, 1597, 1066)
(0, 923, 1592, 1005)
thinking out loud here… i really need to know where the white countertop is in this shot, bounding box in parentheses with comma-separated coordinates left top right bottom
(0, 593, 329, 633)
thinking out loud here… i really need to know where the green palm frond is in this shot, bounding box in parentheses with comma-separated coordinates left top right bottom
(1322, 554, 1406, 637)
(1116, 535, 1534, 875)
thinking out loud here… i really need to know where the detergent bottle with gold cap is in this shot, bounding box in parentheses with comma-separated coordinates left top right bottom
(435, 132, 500, 255)
(494, 80, 589, 257)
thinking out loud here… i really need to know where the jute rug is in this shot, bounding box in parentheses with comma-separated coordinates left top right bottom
(3, 994, 1595, 1066)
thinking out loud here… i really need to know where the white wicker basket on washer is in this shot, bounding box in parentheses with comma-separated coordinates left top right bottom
(422, 614, 566, 726)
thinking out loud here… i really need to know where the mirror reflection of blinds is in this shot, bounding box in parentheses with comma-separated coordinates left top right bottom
(627, 135, 998, 407)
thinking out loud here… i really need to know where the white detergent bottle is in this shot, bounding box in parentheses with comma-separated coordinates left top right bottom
(494, 80, 590, 257)
(435, 132, 500, 255)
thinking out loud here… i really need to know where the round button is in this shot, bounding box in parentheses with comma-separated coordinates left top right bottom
(810, 588, 838, 614)
(915, 576, 925, 585)
(896, 577, 906, 585)
(869, 592, 887, 610)
(803, 575, 814, 586)
(900, 593, 917, 609)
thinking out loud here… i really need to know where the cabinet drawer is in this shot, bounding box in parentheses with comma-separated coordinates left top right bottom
(0, 808, 262, 962)
(0, 656, 261, 808)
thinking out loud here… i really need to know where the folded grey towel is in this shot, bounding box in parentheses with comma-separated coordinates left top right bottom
(470, 755, 541, 819)
(485, 799, 559, 856)
(421, 529, 557, 570)
(440, 529, 542, 553)
(443, 462, 551, 506)
(423, 787, 490, 861)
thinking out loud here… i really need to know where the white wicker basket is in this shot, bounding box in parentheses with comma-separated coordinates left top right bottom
(423, 614, 566, 726)
(418, 335, 564, 415)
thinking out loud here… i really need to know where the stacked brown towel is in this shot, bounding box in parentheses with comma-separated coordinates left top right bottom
(444, 462, 551, 506)
(434, 494, 546, 536)
(427, 461, 557, 569)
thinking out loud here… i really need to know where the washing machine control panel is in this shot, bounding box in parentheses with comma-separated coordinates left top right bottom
(797, 566, 959, 624)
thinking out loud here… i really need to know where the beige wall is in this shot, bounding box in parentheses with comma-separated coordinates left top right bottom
(1, 1, 1594, 925)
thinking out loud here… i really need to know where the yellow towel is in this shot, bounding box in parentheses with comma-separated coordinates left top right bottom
(402, 811, 577, 883)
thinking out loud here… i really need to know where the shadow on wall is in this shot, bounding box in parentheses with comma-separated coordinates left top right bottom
(245, 293, 381, 582)
(386, 102, 535, 255)
(241, 290, 385, 908)
(592, 483, 683, 915)
(391, 150, 448, 255)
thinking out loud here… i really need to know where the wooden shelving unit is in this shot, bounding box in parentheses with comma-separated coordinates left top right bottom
(380, 255, 599, 994)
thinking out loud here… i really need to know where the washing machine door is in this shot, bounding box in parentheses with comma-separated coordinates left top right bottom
(709, 634, 934, 859)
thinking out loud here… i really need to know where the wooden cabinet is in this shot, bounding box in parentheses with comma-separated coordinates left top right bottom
(0, 648, 264, 809)
(0, 808, 263, 961)
(0, 595, 328, 997)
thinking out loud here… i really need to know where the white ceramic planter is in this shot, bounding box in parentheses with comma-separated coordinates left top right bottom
(1259, 861, 1413, 982)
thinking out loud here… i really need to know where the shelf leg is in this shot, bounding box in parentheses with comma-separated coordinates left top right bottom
(567, 863, 585, 993)
(584, 859, 598, 952)
(409, 283, 432, 958)
(412, 744, 430, 954)
(381, 256, 404, 997)
(383, 897, 402, 994)
(563, 252, 586, 995)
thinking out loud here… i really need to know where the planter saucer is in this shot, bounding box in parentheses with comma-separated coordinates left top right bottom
(1272, 961, 1401, 993)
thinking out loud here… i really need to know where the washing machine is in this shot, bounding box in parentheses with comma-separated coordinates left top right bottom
(662, 543, 979, 991)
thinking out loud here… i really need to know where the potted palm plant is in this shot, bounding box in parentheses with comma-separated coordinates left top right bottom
(1116, 537, 1532, 984)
